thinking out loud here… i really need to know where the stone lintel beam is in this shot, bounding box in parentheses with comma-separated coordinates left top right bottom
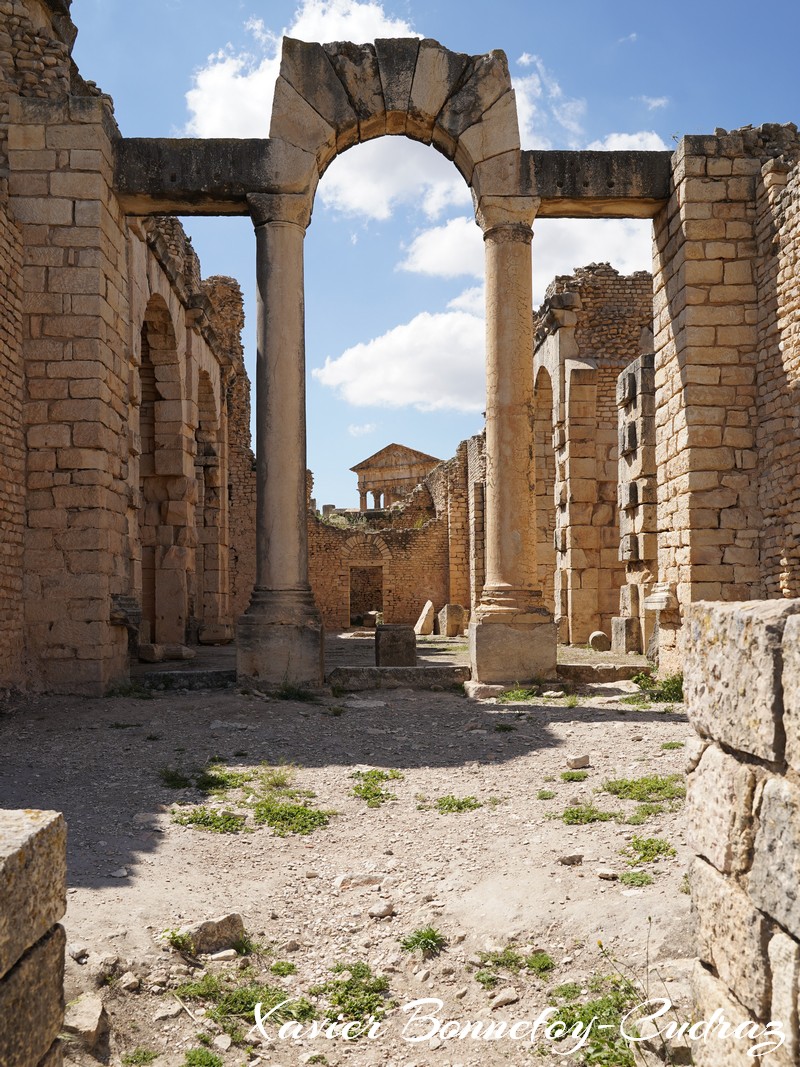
(114, 138, 317, 215)
(526, 150, 672, 218)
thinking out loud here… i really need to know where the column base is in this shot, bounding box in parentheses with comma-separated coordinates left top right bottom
(236, 589, 324, 687)
(469, 615, 557, 684)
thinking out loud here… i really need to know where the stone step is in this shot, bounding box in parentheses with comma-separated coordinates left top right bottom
(327, 665, 470, 692)
(557, 661, 648, 683)
(136, 669, 236, 691)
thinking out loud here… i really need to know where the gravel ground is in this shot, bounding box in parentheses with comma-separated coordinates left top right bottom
(0, 678, 694, 1067)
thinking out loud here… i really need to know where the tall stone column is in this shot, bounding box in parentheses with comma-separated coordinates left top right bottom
(236, 193, 323, 686)
(469, 198, 556, 683)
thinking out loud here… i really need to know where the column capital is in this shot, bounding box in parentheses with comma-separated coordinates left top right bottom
(247, 192, 313, 230)
(476, 194, 540, 236)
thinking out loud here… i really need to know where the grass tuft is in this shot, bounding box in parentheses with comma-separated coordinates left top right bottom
(400, 926, 447, 956)
(561, 770, 588, 782)
(122, 1050, 158, 1066)
(559, 803, 619, 825)
(351, 768, 403, 807)
(435, 794, 481, 814)
(172, 807, 246, 834)
(252, 796, 332, 836)
(621, 835, 676, 866)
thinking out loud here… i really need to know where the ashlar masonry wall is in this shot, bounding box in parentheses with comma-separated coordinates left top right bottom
(0, 186, 24, 686)
(685, 600, 800, 1067)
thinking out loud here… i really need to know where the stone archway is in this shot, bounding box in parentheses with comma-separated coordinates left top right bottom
(136, 295, 195, 648)
(236, 36, 557, 686)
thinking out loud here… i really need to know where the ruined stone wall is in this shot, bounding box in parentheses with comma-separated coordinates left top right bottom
(685, 600, 800, 1066)
(534, 265, 651, 644)
(754, 140, 800, 597)
(308, 518, 449, 630)
(424, 443, 470, 609)
(0, 808, 66, 1067)
(0, 186, 25, 685)
(613, 353, 657, 654)
(652, 131, 764, 672)
(466, 433, 486, 615)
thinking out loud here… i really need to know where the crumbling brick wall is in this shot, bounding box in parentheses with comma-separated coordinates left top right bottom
(685, 600, 800, 1065)
(0, 187, 24, 686)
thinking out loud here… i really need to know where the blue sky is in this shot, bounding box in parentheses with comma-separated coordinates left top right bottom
(71, 0, 800, 506)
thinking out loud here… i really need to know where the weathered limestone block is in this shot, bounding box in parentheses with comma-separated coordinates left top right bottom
(277, 39, 358, 153)
(407, 39, 469, 143)
(0, 810, 66, 980)
(611, 615, 640, 654)
(454, 89, 519, 181)
(690, 962, 765, 1067)
(375, 624, 416, 667)
(434, 50, 511, 157)
(469, 617, 557, 684)
(768, 930, 800, 1066)
(685, 743, 755, 874)
(750, 777, 800, 938)
(438, 603, 466, 637)
(691, 857, 770, 1017)
(270, 77, 336, 170)
(62, 992, 108, 1052)
(0, 925, 65, 1067)
(178, 913, 245, 955)
(323, 42, 386, 140)
(685, 600, 800, 761)
(780, 614, 800, 774)
(414, 599, 435, 636)
(375, 38, 420, 134)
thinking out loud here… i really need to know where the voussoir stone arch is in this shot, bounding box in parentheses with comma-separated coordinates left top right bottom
(269, 36, 522, 193)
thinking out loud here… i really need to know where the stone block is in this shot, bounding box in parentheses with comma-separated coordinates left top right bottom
(611, 616, 641, 653)
(685, 600, 800, 761)
(323, 41, 386, 140)
(0, 925, 65, 1067)
(685, 743, 755, 874)
(375, 38, 420, 133)
(178, 913, 245, 955)
(780, 614, 800, 774)
(691, 857, 769, 1017)
(768, 930, 800, 1066)
(413, 599, 435, 635)
(62, 992, 108, 1052)
(407, 40, 469, 142)
(375, 624, 416, 667)
(434, 50, 510, 155)
(690, 962, 767, 1066)
(0, 810, 66, 981)
(437, 603, 466, 637)
(469, 617, 557, 684)
(277, 39, 358, 152)
(237, 612, 324, 688)
(270, 76, 336, 168)
(750, 777, 800, 938)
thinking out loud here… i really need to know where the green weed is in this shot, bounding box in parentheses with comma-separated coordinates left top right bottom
(209, 983, 315, 1025)
(184, 1051, 222, 1067)
(525, 951, 555, 975)
(172, 807, 246, 834)
(621, 835, 676, 865)
(602, 774, 685, 803)
(276, 682, 318, 703)
(620, 871, 654, 887)
(160, 928, 195, 954)
(351, 768, 403, 807)
(494, 723, 516, 733)
(537, 789, 556, 800)
(252, 796, 332, 836)
(400, 926, 447, 956)
(661, 740, 684, 750)
(559, 803, 619, 825)
(269, 960, 297, 976)
(561, 770, 588, 782)
(311, 961, 391, 1027)
(550, 982, 582, 1002)
(195, 765, 253, 794)
(159, 766, 192, 789)
(435, 794, 481, 814)
(478, 946, 523, 972)
(499, 685, 540, 703)
(122, 1050, 158, 1066)
(541, 975, 639, 1065)
(475, 969, 499, 989)
(624, 802, 665, 825)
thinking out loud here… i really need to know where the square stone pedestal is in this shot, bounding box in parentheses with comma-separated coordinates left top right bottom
(612, 615, 641, 654)
(469, 617, 557, 684)
(375, 624, 416, 666)
(237, 615, 323, 687)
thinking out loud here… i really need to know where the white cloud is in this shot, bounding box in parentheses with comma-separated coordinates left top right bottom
(639, 95, 669, 111)
(512, 58, 586, 149)
(517, 52, 535, 67)
(618, 32, 637, 44)
(447, 286, 484, 315)
(532, 218, 653, 304)
(318, 138, 471, 222)
(398, 216, 483, 279)
(348, 422, 377, 436)
(185, 0, 416, 138)
(312, 310, 485, 412)
(587, 130, 669, 150)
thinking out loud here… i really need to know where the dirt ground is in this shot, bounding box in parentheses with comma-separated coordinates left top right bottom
(0, 671, 694, 1067)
